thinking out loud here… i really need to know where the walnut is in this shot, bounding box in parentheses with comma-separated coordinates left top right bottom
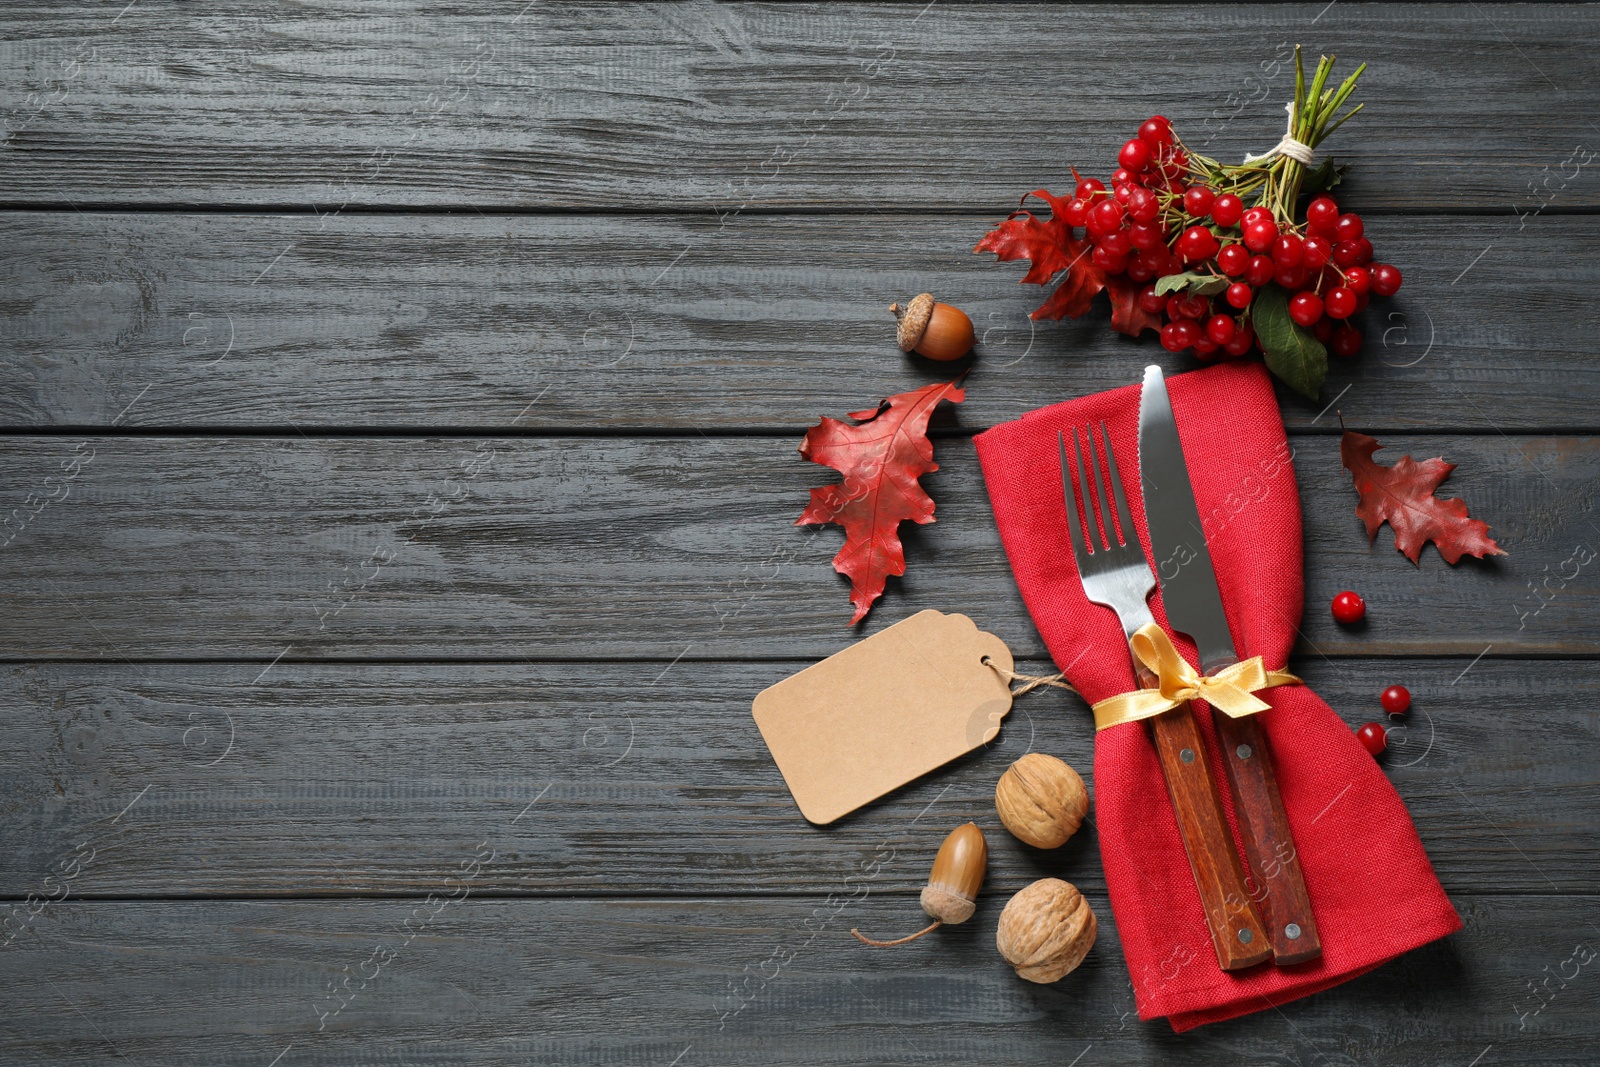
(994, 753, 1088, 849)
(995, 878, 1097, 983)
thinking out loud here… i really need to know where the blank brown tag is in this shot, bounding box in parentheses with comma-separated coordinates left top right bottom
(752, 610, 1015, 824)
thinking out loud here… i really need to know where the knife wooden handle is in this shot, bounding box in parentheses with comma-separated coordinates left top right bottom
(1214, 711, 1322, 965)
(1137, 662, 1270, 972)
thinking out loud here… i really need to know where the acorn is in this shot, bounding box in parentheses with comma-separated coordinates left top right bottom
(891, 293, 975, 361)
(851, 822, 987, 947)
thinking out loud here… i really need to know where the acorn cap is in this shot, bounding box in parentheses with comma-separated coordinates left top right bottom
(891, 292, 936, 352)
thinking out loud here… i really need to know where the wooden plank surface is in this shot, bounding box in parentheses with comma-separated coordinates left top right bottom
(0, 434, 1589, 659)
(2, 4, 1596, 212)
(1, 211, 1593, 433)
(4, 657, 1593, 897)
(1, 896, 1592, 1065)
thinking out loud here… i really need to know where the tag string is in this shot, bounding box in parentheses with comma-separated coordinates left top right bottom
(981, 656, 1078, 699)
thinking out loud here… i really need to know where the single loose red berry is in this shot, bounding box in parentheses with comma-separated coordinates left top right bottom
(1206, 314, 1236, 345)
(1138, 115, 1173, 148)
(1211, 193, 1244, 228)
(1334, 213, 1365, 242)
(1306, 196, 1340, 234)
(1355, 721, 1388, 756)
(1331, 590, 1366, 624)
(1271, 233, 1305, 268)
(1225, 282, 1253, 310)
(1244, 255, 1275, 288)
(1137, 284, 1165, 314)
(1381, 685, 1411, 715)
(1075, 177, 1106, 201)
(1183, 186, 1217, 218)
(1371, 263, 1403, 296)
(1325, 286, 1358, 319)
(1302, 234, 1333, 270)
(1217, 243, 1249, 276)
(1289, 291, 1325, 327)
(1119, 138, 1152, 173)
(1243, 217, 1279, 253)
(1343, 266, 1372, 295)
(1330, 325, 1363, 357)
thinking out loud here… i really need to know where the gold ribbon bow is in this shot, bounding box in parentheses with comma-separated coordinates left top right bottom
(1090, 623, 1301, 732)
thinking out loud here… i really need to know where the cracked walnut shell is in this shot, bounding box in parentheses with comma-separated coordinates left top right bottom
(995, 878, 1097, 983)
(994, 753, 1088, 849)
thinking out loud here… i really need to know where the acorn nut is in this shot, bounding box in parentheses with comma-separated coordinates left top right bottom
(995, 878, 1097, 983)
(852, 822, 987, 947)
(891, 293, 975, 361)
(995, 753, 1089, 849)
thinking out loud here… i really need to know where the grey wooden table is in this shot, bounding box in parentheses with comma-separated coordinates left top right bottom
(2, 4, 1596, 1064)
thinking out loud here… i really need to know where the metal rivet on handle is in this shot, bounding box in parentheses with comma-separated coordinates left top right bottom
(1238, 928, 1253, 944)
(1285, 923, 1302, 940)
(1236, 744, 1253, 759)
(1180, 748, 1196, 763)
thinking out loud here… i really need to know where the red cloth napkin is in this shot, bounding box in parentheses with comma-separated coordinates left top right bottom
(974, 361, 1460, 1031)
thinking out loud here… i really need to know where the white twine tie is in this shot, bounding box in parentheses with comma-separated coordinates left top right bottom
(1244, 100, 1316, 166)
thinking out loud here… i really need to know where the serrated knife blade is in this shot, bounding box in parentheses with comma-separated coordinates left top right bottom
(1136, 365, 1237, 672)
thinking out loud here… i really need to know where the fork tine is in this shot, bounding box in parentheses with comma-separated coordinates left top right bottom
(1085, 425, 1116, 551)
(1100, 421, 1136, 547)
(1072, 427, 1103, 552)
(1058, 431, 1088, 564)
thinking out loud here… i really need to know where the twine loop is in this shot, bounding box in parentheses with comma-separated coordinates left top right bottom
(1244, 100, 1316, 166)
(982, 656, 1077, 699)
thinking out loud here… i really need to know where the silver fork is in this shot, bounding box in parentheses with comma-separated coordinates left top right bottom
(1058, 424, 1269, 971)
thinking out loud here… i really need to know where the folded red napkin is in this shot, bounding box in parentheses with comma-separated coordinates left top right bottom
(974, 361, 1460, 1031)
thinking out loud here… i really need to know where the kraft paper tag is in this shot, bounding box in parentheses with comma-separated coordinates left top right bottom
(752, 610, 1014, 825)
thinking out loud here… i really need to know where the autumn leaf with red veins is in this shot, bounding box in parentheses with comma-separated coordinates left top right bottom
(975, 188, 1115, 324)
(797, 381, 966, 624)
(1340, 430, 1507, 564)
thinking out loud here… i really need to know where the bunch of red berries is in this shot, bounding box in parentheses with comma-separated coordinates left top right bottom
(1064, 112, 1403, 363)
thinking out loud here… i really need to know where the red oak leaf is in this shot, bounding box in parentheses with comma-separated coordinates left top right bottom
(1106, 275, 1162, 337)
(975, 189, 1107, 321)
(797, 380, 966, 624)
(1340, 430, 1507, 564)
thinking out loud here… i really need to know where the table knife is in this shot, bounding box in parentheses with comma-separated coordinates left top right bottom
(1137, 364, 1321, 965)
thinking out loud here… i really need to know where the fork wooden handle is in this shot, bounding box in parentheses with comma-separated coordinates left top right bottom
(1138, 663, 1271, 972)
(1214, 712, 1322, 965)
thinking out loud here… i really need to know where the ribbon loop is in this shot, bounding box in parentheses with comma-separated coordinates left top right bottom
(1091, 624, 1301, 731)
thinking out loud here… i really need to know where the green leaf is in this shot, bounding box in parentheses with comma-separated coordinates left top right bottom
(1252, 285, 1328, 400)
(1301, 158, 1346, 195)
(1154, 272, 1229, 298)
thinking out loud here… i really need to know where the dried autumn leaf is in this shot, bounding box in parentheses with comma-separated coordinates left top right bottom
(975, 189, 1108, 323)
(797, 381, 966, 624)
(1106, 276, 1162, 338)
(1340, 430, 1507, 564)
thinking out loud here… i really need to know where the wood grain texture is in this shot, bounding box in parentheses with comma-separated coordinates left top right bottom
(3, 657, 1594, 897)
(0, 896, 1593, 1065)
(1, 211, 1595, 432)
(0, 433, 1586, 659)
(1, 4, 1596, 212)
